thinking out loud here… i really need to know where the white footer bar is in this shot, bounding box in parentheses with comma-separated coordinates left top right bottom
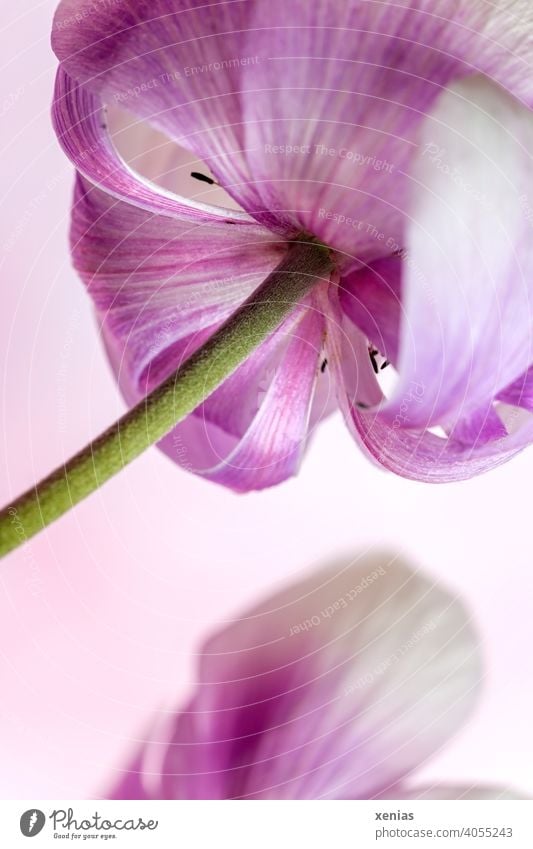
(1, 800, 532, 847)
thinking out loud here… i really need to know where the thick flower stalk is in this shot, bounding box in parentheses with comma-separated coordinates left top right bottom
(109, 552, 523, 800)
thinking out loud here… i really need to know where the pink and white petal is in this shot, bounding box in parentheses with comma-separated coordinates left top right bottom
(53, 2, 533, 248)
(194, 307, 325, 491)
(498, 365, 533, 411)
(348, 408, 533, 483)
(325, 285, 533, 481)
(337, 253, 525, 456)
(382, 784, 528, 800)
(307, 346, 339, 432)
(72, 170, 324, 490)
(240, 1, 457, 260)
(105, 104, 244, 212)
(156, 305, 325, 491)
(116, 552, 481, 800)
(68, 100, 329, 494)
(476, 1, 533, 105)
(52, 1, 281, 228)
(305, 287, 354, 433)
(380, 75, 533, 433)
(53, 67, 262, 226)
(322, 282, 384, 420)
(71, 172, 285, 392)
(337, 312, 385, 412)
(52, 0, 249, 143)
(449, 404, 507, 447)
(239, 1, 533, 259)
(194, 318, 293, 441)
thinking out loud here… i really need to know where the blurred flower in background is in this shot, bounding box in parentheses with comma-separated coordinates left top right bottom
(109, 552, 522, 800)
(51, 1, 533, 491)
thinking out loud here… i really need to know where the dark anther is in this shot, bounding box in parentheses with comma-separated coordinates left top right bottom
(320, 358, 328, 373)
(356, 402, 370, 409)
(380, 360, 390, 370)
(369, 347, 379, 375)
(191, 171, 216, 185)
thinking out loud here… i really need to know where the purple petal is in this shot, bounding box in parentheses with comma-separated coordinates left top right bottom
(72, 173, 324, 490)
(325, 284, 533, 481)
(339, 257, 403, 365)
(71, 173, 284, 393)
(498, 365, 533, 411)
(53, 2, 533, 255)
(347, 407, 533, 483)
(72, 170, 332, 491)
(158, 304, 325, 491)
(450, 404, 507, 447)
(332, 303, 385, 412)
(52, 0, 284, 232)
(103, 103, 245, 212)
(108, 553, 481, 799)
(55, 65, 332, 491)
(52, 67, 261, 225)
(238, 1, 463, 260)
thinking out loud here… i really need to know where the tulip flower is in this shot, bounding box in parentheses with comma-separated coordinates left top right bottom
(109, 553, 520, 800)
(3, 1, 533, 553)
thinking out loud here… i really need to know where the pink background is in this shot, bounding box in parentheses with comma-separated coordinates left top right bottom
(1, 2, 532, 798)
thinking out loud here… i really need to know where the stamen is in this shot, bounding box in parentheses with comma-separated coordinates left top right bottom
(369, 347, 379, 375)
(369, 345, 390, 373)
(320, 358, 328, 373)
(191, 171, 218, 186)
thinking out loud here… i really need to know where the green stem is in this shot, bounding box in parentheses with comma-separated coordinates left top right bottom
(0, 237, 332, 559)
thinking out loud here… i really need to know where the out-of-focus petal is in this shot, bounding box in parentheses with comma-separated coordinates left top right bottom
(381, 75, 533, 433)
(113, 553, 480, 799)
(109, 749, 149, 801)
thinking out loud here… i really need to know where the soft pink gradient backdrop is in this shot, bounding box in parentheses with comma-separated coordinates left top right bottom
(1, 2, 531, 799)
